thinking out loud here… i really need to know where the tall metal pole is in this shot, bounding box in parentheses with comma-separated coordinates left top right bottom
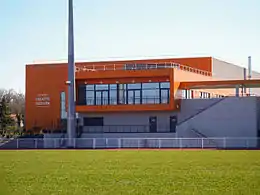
(248, 56, 252, 95)
(67, 0, 76, 147)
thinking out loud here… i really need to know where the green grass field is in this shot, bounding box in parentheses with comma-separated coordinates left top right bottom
(0, 150, 260, 195)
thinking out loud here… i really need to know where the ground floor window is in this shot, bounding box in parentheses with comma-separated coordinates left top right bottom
(83, 117, 104, 126)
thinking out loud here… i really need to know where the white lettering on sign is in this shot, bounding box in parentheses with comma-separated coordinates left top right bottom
(35, 94, 50, 107)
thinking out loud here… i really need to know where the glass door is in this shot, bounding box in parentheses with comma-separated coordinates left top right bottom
(127, 90, 134, 104)
(95, 90, 109, 105)
(95, 91, 102, 105)
(102, 91, 109, 105)
(160, 89, 170, 104)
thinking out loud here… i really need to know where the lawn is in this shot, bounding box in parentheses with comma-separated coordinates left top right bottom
(0, 150, 259, 195)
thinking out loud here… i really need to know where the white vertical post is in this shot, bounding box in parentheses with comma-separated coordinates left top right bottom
(93, 138, 96, 149)
(235, 85, 239, 97)
(118, 138, 121, 149)
(138, 139, 140, 149)
(179, 138, 182, 148)
(159, 139, 161, 148)
(223, 137, 226, 148)
(35, 139, 37, 149)
(201, 138, 204, 149)
(16, 139, 19, 149)
(246, 139, 249, 148)
(105, 138, 108, 148)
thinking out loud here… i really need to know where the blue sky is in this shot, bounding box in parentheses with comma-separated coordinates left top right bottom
(1, 0, 260, 93)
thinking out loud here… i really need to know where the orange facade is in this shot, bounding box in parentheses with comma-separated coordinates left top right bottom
(25, 57, 212, 130)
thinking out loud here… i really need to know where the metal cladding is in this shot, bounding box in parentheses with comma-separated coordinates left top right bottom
(67, 0, 76, 147)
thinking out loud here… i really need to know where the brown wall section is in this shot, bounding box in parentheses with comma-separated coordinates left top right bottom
(25, 64, 68, 130)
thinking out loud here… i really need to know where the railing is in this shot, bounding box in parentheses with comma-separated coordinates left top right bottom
(79, 96, 170, 106)
(0, 137, 259, 149)
(75, 63, 212, 76)
(81, 125, 175, 133)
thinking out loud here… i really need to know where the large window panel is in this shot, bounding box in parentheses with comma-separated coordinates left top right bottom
(160, 82, 170, 89)
(102, 91, 109, 105)
(127, 90, 134, 104)
(109, 84, 117, 90)
(161, 89, 169, 104)
(134, 90, 141, 104)
(142, 82, 160, 89)
(95, 91, 101, 105)
(127, 83, 141, 89)
(96, 84, 109, 90)
(86, 84, 94, 91)
(142, 89, 160, 104)
(86, 90, 95, 105)
(109, 89, 117, 105)
(60, 92, 66, 119)
(118, 84, 126, 104)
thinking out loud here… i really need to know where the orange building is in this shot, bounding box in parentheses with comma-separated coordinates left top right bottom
(25, 56, 259, 132)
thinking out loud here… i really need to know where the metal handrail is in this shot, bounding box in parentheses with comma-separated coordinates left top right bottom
(75, 62, 212, 76)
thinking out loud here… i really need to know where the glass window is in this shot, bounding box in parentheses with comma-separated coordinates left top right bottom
(86, 91, 94, 105)
(160, 82, 170, 89)
(102, 91, 109, 105)
(125, 64, 131, 70)
(96, 84, 109, 90)
(109, 84, 117, 90)
(109, 88, 117, 105)
(127, 90, 134, 104)
(142, 89, 159, 97)
(60, 92, 66, 119)
(118, 84, 126, 104)
(84, 117, 104, 126)
(95, 91, 102, 105)
(86, 84, 94, 91)
(136, 64, 147, 69)
(127, 83, 141, 89)
(186, 90, 192, 99)
(147, 64, 157, 69)
(161, 89, 169, 104)
(182, 90, 186, 98)
(142, 83, 159, 89)
(86, 90, 94, 99)
(134, 90, 141, 104)
(142, 89, 160, 104)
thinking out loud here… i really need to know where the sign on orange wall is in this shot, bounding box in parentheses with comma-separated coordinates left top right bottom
(35, 94, 50, 107)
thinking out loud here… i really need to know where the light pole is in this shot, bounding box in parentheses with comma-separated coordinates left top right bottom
(67, 0, 76, 147)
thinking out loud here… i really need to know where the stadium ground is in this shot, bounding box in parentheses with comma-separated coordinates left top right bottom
(0, 150, 259, 195)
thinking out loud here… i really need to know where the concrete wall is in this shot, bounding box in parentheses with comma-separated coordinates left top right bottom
(177, 97, 258, 148)
(43, 97, 259, 148)
(79, 99, 222, 132)
(178, 98, 220, 123)
(79, 111, 178, 133)
(212, 58, 260, 95)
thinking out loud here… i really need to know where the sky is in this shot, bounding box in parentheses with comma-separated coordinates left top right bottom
(1, 0, 260, 93)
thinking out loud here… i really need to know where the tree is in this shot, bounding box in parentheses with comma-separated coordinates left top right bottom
(0, 96, 14, 131)
(0, 89, 25, 127)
